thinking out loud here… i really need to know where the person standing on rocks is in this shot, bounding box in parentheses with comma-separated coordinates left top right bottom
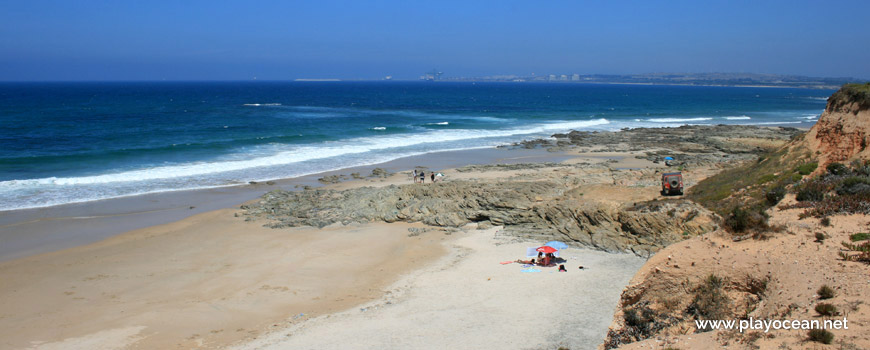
(430, 172, 435, 183)
(419, 171, 425, 184)
(413, 169, 418, 183)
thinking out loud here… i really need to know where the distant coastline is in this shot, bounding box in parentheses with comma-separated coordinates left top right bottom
(412, 72, 865, 90)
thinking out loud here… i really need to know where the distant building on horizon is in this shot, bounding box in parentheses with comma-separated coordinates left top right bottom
(572, 74, 580, 81)
(421, 69, 443, 81)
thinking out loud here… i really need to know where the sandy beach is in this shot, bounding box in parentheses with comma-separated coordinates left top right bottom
(0, 210, 446, 349)
(0, 125, 801, 349)
(235, 228, 645, 350)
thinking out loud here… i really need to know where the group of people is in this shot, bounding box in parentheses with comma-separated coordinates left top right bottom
(515, 252, 559, 267)
(412, 169, 442, 184)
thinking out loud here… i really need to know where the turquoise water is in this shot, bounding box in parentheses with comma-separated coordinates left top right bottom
(0, 81, 832, 210)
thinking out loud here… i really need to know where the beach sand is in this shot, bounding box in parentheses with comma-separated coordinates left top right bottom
(0, 210, 446, 349)
(233, 228, 645, 350)
(0, 149, 651, 350)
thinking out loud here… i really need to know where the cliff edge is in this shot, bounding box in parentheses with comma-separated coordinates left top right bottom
(603, 83, 870, 349)
(804, 83, 870, 170)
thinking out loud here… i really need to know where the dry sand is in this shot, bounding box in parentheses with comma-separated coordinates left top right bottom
(0, 210, 446, 349)
(607, 195, 870, 349)
(234, 227, 645, 350)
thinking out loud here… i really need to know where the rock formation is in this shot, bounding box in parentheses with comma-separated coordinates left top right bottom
(243, 173, 717, 256)
(802, 83, 870, 170)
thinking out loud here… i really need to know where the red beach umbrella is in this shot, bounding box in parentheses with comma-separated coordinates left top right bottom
(536, 246, 558, 253)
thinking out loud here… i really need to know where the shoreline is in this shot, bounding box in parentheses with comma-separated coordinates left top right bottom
(0, 146, 574, 262)
(0, 123, 811, 262)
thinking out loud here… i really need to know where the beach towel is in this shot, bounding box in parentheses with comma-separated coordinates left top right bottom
(521, 268, 541, 273)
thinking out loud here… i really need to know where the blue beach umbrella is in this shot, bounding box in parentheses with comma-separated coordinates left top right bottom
(543, 241, 568, 250)
(664, 156, 674, 160)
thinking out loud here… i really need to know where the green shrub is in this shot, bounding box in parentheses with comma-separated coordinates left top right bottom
(757, 174, 777, 184)
(722, 206, 770, 234)
(827, 162, 848, 176)
(815, 303, 838, 316)
(766, 186, 786, 206)
(688, 274, 731, 329)
(796, 181, 827, 202)
(850, 232, 870, 241)
(820, 217, 831, 226)
(795, 162, 818, 175)
(815, 232, 826, 242)
(808, 328, 834, 344)
(817, 285, 835, 300)
(837, 176, 870, 196)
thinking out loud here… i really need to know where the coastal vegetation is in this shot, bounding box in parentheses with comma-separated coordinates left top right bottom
(687, 143, 812, 235)
(808, 328, 835, 344)
(817, 285, 836, 300)
(829, 82, 870, 111)
(780, 160, 870, 218)
(814, 303, 839, 316)
(687, 274, 731, 331)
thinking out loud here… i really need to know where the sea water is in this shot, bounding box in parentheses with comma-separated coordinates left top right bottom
(0, 81, 832, 210)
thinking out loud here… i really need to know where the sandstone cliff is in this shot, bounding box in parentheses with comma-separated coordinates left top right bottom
(803, 83, 870, 170)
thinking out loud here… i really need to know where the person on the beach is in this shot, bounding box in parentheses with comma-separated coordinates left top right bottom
(430, 172, 435, 183)
(413, 169, 418, 183)
(419, 171, 425, 184)
(515, 258, 534, 264)
(558, 264, 567, 272)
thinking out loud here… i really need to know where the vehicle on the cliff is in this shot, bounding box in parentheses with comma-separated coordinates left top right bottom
(661, 172, 683, 195)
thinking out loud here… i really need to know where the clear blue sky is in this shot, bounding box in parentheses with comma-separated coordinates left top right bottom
(2, 0, 869, 81)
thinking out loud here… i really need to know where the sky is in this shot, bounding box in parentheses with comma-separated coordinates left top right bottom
(1, 0, 869, 81)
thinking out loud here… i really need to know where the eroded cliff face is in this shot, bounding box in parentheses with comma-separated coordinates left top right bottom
(804, 84, 870, 170)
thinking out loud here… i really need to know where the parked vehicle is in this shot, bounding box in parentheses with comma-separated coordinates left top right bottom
(661, 172, 684, 195)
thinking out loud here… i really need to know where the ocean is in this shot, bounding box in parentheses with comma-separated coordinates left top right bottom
(0, 81, 832, 211)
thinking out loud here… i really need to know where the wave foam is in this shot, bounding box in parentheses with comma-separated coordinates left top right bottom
(748, 121, 805, 125)
(243, 103, 282, 106)
(724, 116, 751, 120)
(0, 119, 610, 189)
(371, 127, 386, 130)
(646, 117, 713, 123)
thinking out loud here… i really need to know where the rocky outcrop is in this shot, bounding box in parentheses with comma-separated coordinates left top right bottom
(546, 124, 800, 166)
(803, 83, 870, 169)
(242, 179, 717, 256)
